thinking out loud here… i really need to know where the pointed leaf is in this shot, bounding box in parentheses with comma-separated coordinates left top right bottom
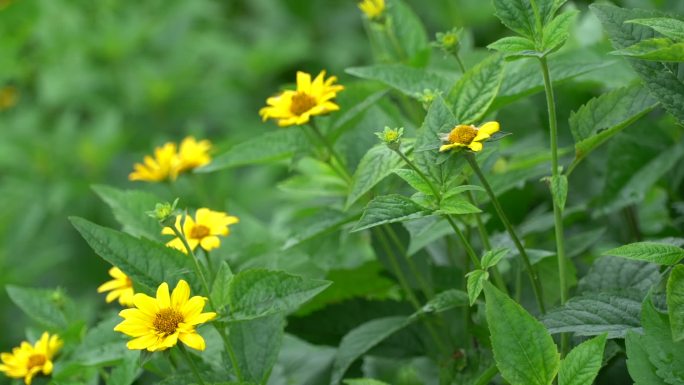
(228, 313, 285, 384)
(492, 0, 537, 39)
(466, 270, 489, 306)
(345, 65, 452, 97)
(447, 54, 504, 124)
(602, 241, 684, 265)
(667, 265, 684, 341)
(352, 194, 433, 232)
(542, 10, 578, 54)
(347, 144, 403, 208)
(481, 248, 510, 270)
(612, 38, 684, 62)
(558, 334, 607, 385)
(627, 17, 684, 41)
(92, 185, 162, 240)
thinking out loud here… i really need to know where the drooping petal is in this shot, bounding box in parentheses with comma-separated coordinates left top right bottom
(468, 141, 484, 152)
(179, 332, 206, 351)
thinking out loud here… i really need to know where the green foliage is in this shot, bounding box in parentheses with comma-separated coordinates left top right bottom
(667, 265, 684, 342)
(6, 286, 72, 330)
(612, 38, 684, 62)
(447, 54, 504, 123)
(93, 185, 163, 240)
(352, 194, 433, 232)
(558, 334, 607, 385)
(466, 270, 488, 305)
(602, 242, 684, 265)
(628, 17, 684, 40)
(347, 144, 403, 208)
(346, 65, 452, 98)
(228, 314, 285, 385)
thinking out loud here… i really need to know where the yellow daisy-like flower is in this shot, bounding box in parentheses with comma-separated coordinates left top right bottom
(129, 142, 180, 182)
(439, 121, 500, 152)
(0, 332, 63, 385)
(114, 280, 216, 352)
(178, 136, 211, 172)
(0, 86, 18, 110)
(259, 70, 344, 127)
(358, 0, 385, 20)
(162, 208, 239, 254)
(97, 267, 135, 307)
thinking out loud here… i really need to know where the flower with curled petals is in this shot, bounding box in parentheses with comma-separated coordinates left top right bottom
(439, 121, 500, 152)
(114, 280, 216, 352)
(97, 267, 135, 307)
(0, 332, 62, 385)
(162, 208, 239, 254)
(259, 70, 344, 127)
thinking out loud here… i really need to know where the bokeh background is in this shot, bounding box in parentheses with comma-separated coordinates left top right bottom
(1, 0, 683, 383)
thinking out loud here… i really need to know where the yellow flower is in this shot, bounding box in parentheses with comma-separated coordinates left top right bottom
(129, 142, 180, 182)
(259, 70, 344, 127)
(0, 86, 18, 110)
(162, 208, 239, 253)
(178, 136, 211, 172)
(97, 267, 135, 307)
(439, 121, 500, 152)
(0, 332, 63, 385)
(114, 280, 216, 352)
(358, 0, 385, 20)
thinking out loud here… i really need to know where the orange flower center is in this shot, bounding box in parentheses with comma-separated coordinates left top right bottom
(289, 92, 317, 116)
(27, 354, 46, 370)
(190, 225, 210, 239)
(447, 125, 478, 145)
(153, 308, 184, 335)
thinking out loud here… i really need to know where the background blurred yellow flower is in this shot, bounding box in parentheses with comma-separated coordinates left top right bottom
(163, 208, 239, 253)
(97, 267, 135, 307)
(259, 70, 344, 127)
(129, 142, 179, 182)
(114, 280, 216, 352)
(0, 332, 62, 385)
(178, 136, 211, 172)
(0, 86, 18, 110)
(358, 0, 385, 20)
(439, 121, 500, 152)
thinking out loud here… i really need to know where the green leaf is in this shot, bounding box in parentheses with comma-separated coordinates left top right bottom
(667, 265, 684, 341)
(591, 4, 684, 124)
(447, 54, 504, 124)
(345, 65, 453, 97)
(569, 83, 658, 164)
(92, 185, 162, 240)
(347, 144, 403, 208)
(542, 10, 578, 54)
(550, 175, 568, 211)
(487, 36, 539, 58)
(283, 208, 359, 249)
(538, 0, 567, 25)
(577, 256, 659, 294)
(344, 379, 390, 385)
(228, 269, 331, 320)
(106, 351, 141, 385)
(198, 129, 308, 172)
(612, 38, 684, 62)
(481, 248, 510, 270)
(466, 270, 488, 306)
(436, 194, 482, 215)
(417, 289, 469, 315)
(330, 316, 410, 385)
(210, 261, 234, 312)
(351, 194, 432, 232)
(6, 286, 70, 330)
(542, 291, 642, 338)
(558, 334, 607, 385)
(627, 17, 684, 41)
(72, 314, 130, 366)
(386, 0, 429, 61)
(228, 313, 285, 385)
(625, 331, 668, 385)
(492, 0, 537, 39)
(393, 168, 434, 196)
(602, 241, 684, 265)
(484, 282, 559, 385)
(413, 96, 458, 184)
(639, 297, 684, 384)
(69, 217, 196, 295)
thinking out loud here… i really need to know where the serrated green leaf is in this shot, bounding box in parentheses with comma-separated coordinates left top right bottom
(92, 185, 162, 240)
(198, 129, 308, 172)
(210, 261, 233, 312)
(228, 313, 285, 384)
(387, 0, 429, 62)
(344, 379, 390, 385)
(484, 282, 559, 385)
(352, 194, 432, 232)
(347, 144, 403, 208)
(626, 331, 668, 385)
(612, 38, 684, 62)
(542, 10, 578, 54)
(481, 248, 510, 270)
(487, 36, 539, 58)
(667, 265, 684, 341)
(542, 291, 643, 338)
(550, 175, 568, 211)
(283, 208, 358, 249)
(413, 96, 458, 181)
(393, 168, 434, 196)
(639, 297, 684, 384)
(558, 334, 607, 385)
(602, 241, 684, 265)
(6, 286, 70, 330)
(492, 0, 537, 39)
(330, 316, 410, 385)
(447, 54, 504, 124)
(417, 288, 469, 315)
(72, 314, 130, 366)
(69, 217, 196, 295)
(466, 270, 488, 306)
(345, 65, 453, 97)
(228, 269, 330, 320)
(578, 256, 660, 294)
(106, 351, 141, 385)
(436, 195, 481, 215)
(592, 4, 684, 124)
(442, 184, 485, 200)
(569, 83, 658, 164)
(538, 0, 567, 25)
(627, 17, 684, 41)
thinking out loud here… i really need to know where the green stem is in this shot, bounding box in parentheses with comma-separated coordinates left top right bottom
(178, 344, 206, 385)
(384, 225, 434, 299)
(309, 121, 352, 183)
(445, 215, 482, 269)
(465, 153, 546, 314)
(393, 149, 442, 200)
(454, 53, 467, 74)
(473, 364, 499, 385)
(382, 19, 407, 60)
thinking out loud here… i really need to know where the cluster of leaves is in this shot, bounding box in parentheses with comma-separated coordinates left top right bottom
(2, 0, 684, 385)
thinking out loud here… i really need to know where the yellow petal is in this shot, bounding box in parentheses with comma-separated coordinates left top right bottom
(171, 280, 190, 308)
(41, 359, 53, 375)
(200, 236, 220, 251)
(156, 282, 171, 308)
(478, 121, 499, 136)
(468, 141, 483, 152)
(133, 293, 159, 316)
(296, 71, 312, 93)
(185, 312, 217, 326)
(439, 143, 465, 152)
(179, 332, 206, 351)
(181, 296, 206, 319)
(126, 334, 158, 350)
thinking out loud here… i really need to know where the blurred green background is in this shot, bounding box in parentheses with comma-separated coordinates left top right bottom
(1, 0, 683, 383)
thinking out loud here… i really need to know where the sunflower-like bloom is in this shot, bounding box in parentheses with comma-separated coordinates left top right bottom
(97, 267, 135, 307)
(0, 332, 62, 385)
(129, 142, 180, 182)
(162, 208, 239, 253)
(114, 280, 216, 352)
(358, 0, 385, 20)
(178, 137, 211, 172)
(439, 121, 500, 152)
(259, 71, 344, 127)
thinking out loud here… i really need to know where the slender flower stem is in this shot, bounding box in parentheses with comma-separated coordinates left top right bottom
(465, 153, 546, 314)
(309, 120, 352, 183)
(384, 225, 435, 299)
(392, 149, 442, 200)
(473, 364, 499, 385)
(539, 56, 568, 352)
(178, 344, 206, 385)
(169, 221, 243, 381)
(454, 53, 467, 74)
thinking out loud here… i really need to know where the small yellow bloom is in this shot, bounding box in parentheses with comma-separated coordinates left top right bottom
(129, 142, 180, 182)
(0, 86, 18, 110)
(259, 70, 344, 127)
(98, 267, 135, 307)
(439, 121, 500, 152)
(358, 0, 385, 20)
(114, 280, 216, 352)
(162, 208, 239, 253)
(0, 332, 62, 385)
(178, 136, 211, 172)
